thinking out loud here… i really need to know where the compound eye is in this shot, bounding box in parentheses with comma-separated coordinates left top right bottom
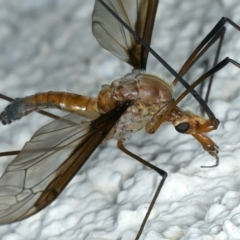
(175, 122, 190, 133)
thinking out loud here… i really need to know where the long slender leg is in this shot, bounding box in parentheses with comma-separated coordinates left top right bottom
(177, 26, 226, 84)
(176, 58, 240, 107)
(171, 18, 240, 118)
(117, 140, 167, 240)
(173, 17, 240, 86)
(0, 151, 20, 157)
(172, 23, 226, 115)
(202, 27, 225, 105)
(187, 26, 226, 107)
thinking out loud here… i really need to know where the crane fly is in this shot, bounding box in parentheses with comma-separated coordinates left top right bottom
(0, 0, 240, 239)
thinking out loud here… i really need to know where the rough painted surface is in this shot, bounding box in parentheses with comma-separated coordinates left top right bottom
(0, 0, 240, 239)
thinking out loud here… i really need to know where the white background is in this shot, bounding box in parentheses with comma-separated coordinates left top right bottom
(0, 0, 240, 239)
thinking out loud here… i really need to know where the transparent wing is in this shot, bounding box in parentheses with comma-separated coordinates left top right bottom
(92, 0, 159, 69)
(0, 102, 130, 224)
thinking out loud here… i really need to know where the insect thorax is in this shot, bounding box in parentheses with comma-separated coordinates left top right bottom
(97, 70, 174, 140)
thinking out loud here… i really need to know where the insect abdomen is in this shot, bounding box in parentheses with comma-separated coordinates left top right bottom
(0, 91, 98, 125)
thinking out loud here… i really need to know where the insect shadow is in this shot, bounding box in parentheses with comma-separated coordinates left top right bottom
(0, 0, 240, 239)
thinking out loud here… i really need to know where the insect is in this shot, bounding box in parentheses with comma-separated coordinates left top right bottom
(0, 0, 240, 240)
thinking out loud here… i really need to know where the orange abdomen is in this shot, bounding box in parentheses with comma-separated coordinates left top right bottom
(0, 91, 98, 125)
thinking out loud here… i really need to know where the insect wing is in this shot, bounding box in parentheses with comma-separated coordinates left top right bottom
(0, 102, 130, 224)
(92, 0, 159, 69)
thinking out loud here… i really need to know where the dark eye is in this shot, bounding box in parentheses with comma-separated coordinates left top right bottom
(175, 122, 190, 133)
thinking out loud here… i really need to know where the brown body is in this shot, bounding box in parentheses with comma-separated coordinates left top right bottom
(1, 69, 218, 156)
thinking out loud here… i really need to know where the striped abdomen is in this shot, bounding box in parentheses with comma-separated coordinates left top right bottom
(0, 91, 98, 125)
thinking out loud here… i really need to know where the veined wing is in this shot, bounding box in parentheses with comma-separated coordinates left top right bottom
(0, 101, 130, 224)
(92, 0, 159, 69)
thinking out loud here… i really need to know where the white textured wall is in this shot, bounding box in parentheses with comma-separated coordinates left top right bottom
(0, 0, 240, 239)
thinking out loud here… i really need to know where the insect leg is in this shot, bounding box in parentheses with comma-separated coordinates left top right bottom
(176, 57, 240, 109)
(171, 23, 227, 116)
(0, 151, 20, 157)
(178, 26, 226, 107)
(174, 17, 240, 83)
(173, 17, 240, 107)
(117, 139, 167, 240)
(201, 27, 225, 106)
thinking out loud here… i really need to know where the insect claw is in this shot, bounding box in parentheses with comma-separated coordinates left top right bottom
(201, 145, 219, 168)
(213, 118, 220, 129)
